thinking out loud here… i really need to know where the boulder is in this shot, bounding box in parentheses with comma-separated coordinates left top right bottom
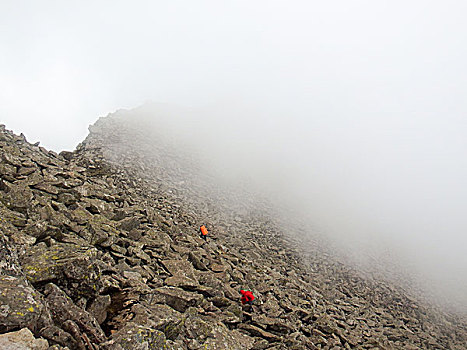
(252, 314, 295, 334)
(149, 304, 183, 338)
(57, 192, 77, 206)
(17, 166, 37, 177)
(87, 295, 112, 324)
(69, 205, 93, 225)
(20, 243, 102, 299)
(0, 205, 28, 228)
(87, 215, 119, 245)
(130, 303, 183, 339)
(188, 251, 208, 271)
(162, 259, 198, 281)
(100, 322, 169, 350)
(117, 216, 141, 231)
(203, 324, 255, 350)
(141, 229, 172, 253)
(0, 276, 49, 333)
(151, 287, 203, 312)
(0, 184, 33, 214)
(180, 307, 213, 343)
(32, 182, 59, 195)
(0, 328, 48, 350)
(39, 325, 77, 349)
(43, 283, 105, 344)
(165, 274, 199, 289)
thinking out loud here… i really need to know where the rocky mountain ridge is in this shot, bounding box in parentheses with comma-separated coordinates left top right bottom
(0, 111, 466, 349)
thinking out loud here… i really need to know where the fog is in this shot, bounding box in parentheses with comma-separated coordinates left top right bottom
(1, 1, 466, 311)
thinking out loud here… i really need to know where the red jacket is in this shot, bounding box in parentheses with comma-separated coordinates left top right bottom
(240, 290, 255, 304)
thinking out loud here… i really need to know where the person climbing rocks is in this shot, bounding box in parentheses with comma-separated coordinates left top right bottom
(200, 224, 208, 241)
(240, 289, 255, 311)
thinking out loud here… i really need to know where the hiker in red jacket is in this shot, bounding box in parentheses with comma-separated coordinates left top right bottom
(240, 289, 255, 308)
(200, 225, 208, 241)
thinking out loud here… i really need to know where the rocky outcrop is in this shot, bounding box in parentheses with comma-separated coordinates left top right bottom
(0, 116, 466, 350)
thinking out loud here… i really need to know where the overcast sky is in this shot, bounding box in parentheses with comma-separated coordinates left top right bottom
(1, 1, 466, 309)
(2, 1, 465, 150)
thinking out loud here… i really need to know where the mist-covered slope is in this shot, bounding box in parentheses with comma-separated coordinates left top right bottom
(0, 111, 466, 349)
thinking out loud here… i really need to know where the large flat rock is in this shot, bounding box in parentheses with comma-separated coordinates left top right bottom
(20, 242, 102, 299)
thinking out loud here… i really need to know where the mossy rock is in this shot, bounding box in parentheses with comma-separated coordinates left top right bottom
(20, 243, 102, 299)
(102, 322, 169, 350)
(87, 214, 119, 245)
(0, 275, 47, 332)
(0, 205, 28, 228)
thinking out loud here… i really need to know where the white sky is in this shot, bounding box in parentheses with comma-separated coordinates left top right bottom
(1, 0, 467, 309)
(2, 1, 466, 150)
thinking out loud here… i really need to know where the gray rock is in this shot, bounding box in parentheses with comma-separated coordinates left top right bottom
(0, 276, 48, 333)
(57, 193, 77, 206)
(117, 216, 141, 231)
(188, 251, 208, 271)
(162, 259, 198, 282)
(43, 283, 105, 344)
(203, 324, 255, 350)
(0, 184, 33, 214)
(238, 324, 282, 342)
(40, 325, 77, 349)
(0, 229, 23, 277)
(151, 287, 203, 312)
(141, 229, 172, 253)
(20, 243, 102, 299)
(32, 182, 59, 195)
(0, 328, 48, 350)
(87, 295, 111, 324)
(101, 322, 168, 350)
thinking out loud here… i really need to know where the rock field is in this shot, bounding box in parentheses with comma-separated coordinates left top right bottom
(0, 110, 466, 349)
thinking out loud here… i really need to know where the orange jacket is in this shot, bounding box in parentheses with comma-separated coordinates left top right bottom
(200, 225, 208, 236)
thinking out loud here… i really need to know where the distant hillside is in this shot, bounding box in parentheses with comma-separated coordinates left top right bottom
(0, 112, 466, 349)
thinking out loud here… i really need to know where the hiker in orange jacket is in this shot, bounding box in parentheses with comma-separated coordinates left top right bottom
(200, 225, 208, 241)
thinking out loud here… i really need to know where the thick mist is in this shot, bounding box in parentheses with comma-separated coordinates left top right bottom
(1, 1, 466, 312)
(118, 102, 467, 312)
